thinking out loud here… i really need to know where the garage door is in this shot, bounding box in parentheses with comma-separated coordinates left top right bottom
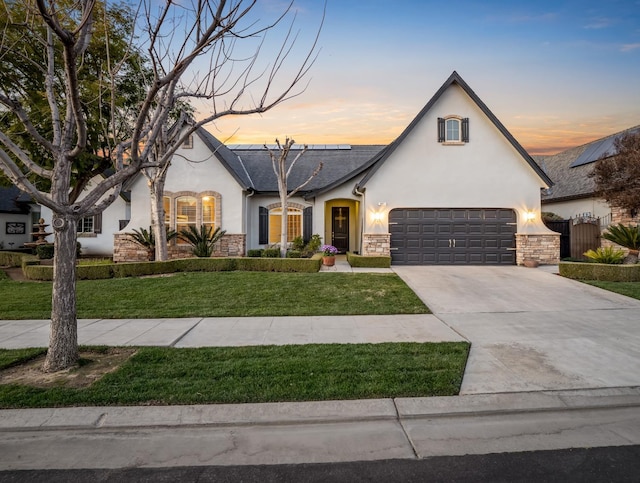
(389, 208, 516, 265)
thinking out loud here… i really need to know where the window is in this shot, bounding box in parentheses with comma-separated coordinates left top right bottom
(165, 192, 219, 241)
(182, 135, 193, 149)
(446, 119, 460, 142)
(438, 117, 469, 143)
(163, 196, 171, 225)
(268, 207, 302, 244)
(202, 196, 216, 232)
(77, 213, 102, 234)
(176, 196, 197, 234)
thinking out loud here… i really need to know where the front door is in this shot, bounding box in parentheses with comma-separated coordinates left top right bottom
(331, 207, 349, 253)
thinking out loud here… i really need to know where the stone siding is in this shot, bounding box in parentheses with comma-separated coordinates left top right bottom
(113, 233, 246, 262)
(515, 233, 560, 265)
(362, 233, 391, 257)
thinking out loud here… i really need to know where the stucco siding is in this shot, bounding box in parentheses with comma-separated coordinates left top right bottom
(362, 84, 550, 235)
(543, 197, 611, 220)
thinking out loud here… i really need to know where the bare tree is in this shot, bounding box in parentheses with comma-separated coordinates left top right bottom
(265, 138, 322, 257)
(0, 0, 322, 371)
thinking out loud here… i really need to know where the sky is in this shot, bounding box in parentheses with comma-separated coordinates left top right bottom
(203, 0, 640, 155)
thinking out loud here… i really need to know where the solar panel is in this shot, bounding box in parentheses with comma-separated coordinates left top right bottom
(570, 127, 640, 168)
(228, 144, 352, 151)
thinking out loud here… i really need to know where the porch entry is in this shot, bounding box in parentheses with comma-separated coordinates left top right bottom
(331, 207, 349, 253)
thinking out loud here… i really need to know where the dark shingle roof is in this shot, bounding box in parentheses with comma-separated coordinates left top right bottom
(0, 186, 32, 214)
(229, 145, 385, 196)
(540, 125, 640, 203)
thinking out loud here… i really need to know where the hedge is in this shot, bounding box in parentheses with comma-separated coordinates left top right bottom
(559, 261, 640, 282)
(0, 251, 36, 268)
(346, 252, 392, 268)
(17, 255, 322, 281)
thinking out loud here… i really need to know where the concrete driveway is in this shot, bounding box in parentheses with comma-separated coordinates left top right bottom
(393, 266, 640, 395)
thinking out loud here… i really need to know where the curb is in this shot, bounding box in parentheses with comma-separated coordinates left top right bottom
(2, 386, 639, 432)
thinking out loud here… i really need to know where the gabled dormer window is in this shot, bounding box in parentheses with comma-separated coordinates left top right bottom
(438, 116, 469, 144)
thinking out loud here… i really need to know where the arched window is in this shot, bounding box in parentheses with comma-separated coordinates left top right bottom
(268, 206, 302, 244)
(446, 118, 460, 142)
(437, 116, 469, 143)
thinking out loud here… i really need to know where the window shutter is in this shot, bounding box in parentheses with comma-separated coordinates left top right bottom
(93, 212, 102, 234)
(303, 207, 313, 243)
(462, 118, 469, 143)
(259, 206, 268, 245)
(437, 117, 445, 142)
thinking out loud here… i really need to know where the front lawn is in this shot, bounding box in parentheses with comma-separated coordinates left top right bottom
(584, 280, 640, 301)
(0, 272, 429, 319)
(0, 343, 469, 408)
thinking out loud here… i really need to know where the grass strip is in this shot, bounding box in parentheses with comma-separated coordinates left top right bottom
(0, 342, 469, 408)
(0, 272, 429, 319)
(584, 280, 640, 300)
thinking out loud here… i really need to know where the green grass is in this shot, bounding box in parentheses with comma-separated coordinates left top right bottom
(585, 280, 640, 300)
(0, 343, 469, 408)
(0, 272, 429, 319)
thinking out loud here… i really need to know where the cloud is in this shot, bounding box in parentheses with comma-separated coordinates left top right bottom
(621, 43, 640, 52)
(583, 17, 614, 29)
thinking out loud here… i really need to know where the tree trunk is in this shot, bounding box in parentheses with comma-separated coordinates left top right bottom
(43, 214, 79, 372)
(280, 200, 288, 258)
(150, 179, 168, 261)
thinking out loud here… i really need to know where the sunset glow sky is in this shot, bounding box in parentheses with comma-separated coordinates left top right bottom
(207, 0, 640, 155)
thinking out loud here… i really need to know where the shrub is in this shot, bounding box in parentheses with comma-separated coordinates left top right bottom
(247, 249, 263, 258)
(291, 236, 305, 251)
(35, 244, 55, 259)
(305, 234, 322, 253)
(261, 248, 280, 258)
(583, 246, 625, 264)
(23, 265, 53, 281)
(286, 250, 302, 258)
(602, 224, 640, 263)
(235, 257, 321, 272)
(0, 251, 32, 268)
(179, 225, 226, 258)
(559, 261, 640, 282)
(346, 252, 391, 268)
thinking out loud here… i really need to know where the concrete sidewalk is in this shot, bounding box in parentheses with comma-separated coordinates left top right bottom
(0, 314, 464, 349)
(2, 387, 640, 469)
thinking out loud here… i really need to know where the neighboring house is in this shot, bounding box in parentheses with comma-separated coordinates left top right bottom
(0, 186, 38, 250)
(38, 71, 558, 265)
(540, 125, 640, 226)
(39, 175, 130, 256)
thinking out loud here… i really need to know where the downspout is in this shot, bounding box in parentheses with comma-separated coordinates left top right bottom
(244, 188, 255, 255)
(353, 185, 365, 255)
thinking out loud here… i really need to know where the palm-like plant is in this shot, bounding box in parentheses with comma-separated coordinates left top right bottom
(602, 223, 640, 264)
(179, 225, 226, 258)
(129, 226, 178, 261)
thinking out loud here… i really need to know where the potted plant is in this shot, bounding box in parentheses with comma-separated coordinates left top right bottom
(320, 244, 338, 266)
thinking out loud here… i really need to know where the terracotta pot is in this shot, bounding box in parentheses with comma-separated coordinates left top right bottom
(322, 256, 336, 266)
(523, 259, 540, 268)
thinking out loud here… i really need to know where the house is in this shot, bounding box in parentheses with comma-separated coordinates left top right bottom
(38, 71, 559, 265)
(540, 125, 640, 227)
(0, 186, 37, 250)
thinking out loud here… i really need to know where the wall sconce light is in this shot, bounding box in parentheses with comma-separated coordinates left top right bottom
(524, 211, 536, 222)
(372, 212, 385, 222)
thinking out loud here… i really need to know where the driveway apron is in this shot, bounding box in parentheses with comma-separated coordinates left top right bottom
(393, 266, 640, 395)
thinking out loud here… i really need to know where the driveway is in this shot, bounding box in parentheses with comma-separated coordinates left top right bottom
(393, 266, 640, 394)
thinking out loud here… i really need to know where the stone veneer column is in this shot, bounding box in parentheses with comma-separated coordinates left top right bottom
(362, 233, 391, 257)
(113, 233, 246, 262)
(113, 233, 151, 262)
(515, 233, 560, 265)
